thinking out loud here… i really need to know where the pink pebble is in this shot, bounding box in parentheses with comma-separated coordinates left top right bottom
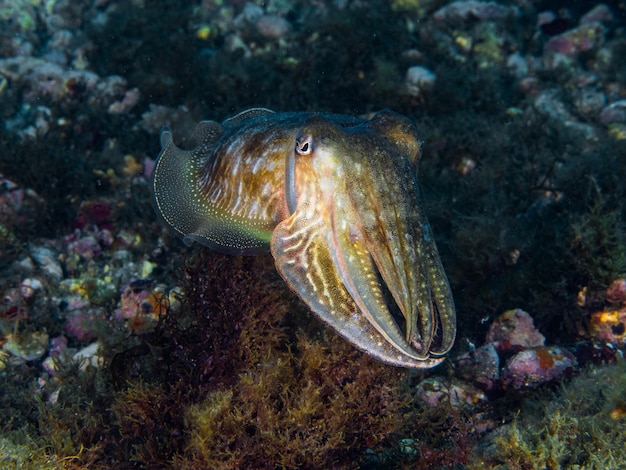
(256, 15, 291, 39)
(598, 101, 626, 125)
(486, 308, 545, 353)
(544, 22, 605, 56)
(501, 346, 575, 389)
(455, 343, 500, 391)
(65, 310, 103, 340)
(607, 279, 626, 304)
(580, 4, 613, 25)
(68, 235, 102, 260)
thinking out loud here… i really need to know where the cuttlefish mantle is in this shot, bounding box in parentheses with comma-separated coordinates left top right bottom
(151, 108, 456, 368)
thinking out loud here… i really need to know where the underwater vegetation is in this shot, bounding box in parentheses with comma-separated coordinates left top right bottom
(171, 250, 485, 469)
(474, 360, 626, 469)
(0, 250, 475, 469)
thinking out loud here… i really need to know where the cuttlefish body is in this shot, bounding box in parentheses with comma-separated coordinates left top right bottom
(152, 108, 455, 368)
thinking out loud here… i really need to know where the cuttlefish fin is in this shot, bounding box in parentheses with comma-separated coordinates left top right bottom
(152, 121, 273, 254)
(222, 107, 275, 128)
(271, 207, 443, 368)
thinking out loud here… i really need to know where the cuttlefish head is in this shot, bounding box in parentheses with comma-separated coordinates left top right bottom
(151, 108, 455, 368)
(272, 110, 455, 367)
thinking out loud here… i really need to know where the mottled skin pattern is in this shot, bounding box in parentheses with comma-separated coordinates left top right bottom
(152, 108, 455, 368)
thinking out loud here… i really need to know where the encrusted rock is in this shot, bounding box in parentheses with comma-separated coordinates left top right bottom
(501, 346, 575, 389)
(486, 308, 545, 354)
(455, 343, 500, 391)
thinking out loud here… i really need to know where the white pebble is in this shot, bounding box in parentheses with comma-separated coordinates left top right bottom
(404, 66, 436, 97)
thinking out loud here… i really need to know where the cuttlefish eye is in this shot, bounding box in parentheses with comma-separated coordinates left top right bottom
(295, 136, 313, 155)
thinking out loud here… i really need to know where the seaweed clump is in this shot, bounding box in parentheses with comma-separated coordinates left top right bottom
(474, 360, 626, 469)
(171, 250, 415, 468)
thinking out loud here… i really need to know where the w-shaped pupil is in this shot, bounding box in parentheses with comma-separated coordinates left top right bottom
(296, 139, 311, 155)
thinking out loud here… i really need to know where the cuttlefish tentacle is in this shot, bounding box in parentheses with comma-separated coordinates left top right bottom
(275, 111, 450, 365)
(422, 220, 456, 355)
(151, 108, 456, 368)
(337, 112, 440, 354)
(271, 194, 442, 367)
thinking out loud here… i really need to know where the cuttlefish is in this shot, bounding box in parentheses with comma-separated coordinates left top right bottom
(151, 108, 455, 368)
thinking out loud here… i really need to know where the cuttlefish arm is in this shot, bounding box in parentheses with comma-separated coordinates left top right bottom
(362, 112, 456, 355)
(271, 206, 444, 367)
(272, 110, 455, 367)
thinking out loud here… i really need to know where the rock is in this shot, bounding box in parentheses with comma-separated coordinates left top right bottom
(73, 342, 104, 370)
(416, 377, 487, 408)
(506, 52, 528, 78)
(256, 15, 291, 39)
(67, 235, 102, 260)
(19, 277, 43, 299)
(589, 307, 626, 346)
(455, 343, 500, 391)
(598, 100, 626, 125)
(501, 346, 575, 389)
(606, 279, 626, 304)
(580, 4, 613, 25)
(433, 0, 515, 22)
(3, 331, 49, 361)
(404, 65, 436, 97)
(30, 246, 63, 281)
(544, 22, 606, 56)
(571, 87, 606, 117)
(486, 308, 545, 354)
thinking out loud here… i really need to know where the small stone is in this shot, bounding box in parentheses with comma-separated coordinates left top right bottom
(19, 277, 43, 299)
(30, 246, 63, 281)
(107, 87, 140, 114)
(544, 22, 606, 56)
(571, 87, 606, 117)
(67, 235, 101, 260)
(506, 52, 528, 78)
(455, 343, 500, 391)
(73, 342, 103, 370)
(501, 346, 575, 389)
(404, 65, 436, 97)
(598, 100, 626, 125)
(416, 377, 487, 408)
(533, 89, 573, 121)
(580, 4, 613, 25)
(256, 15, 291, 39)
(14, 256, 36, 273)
(486, 308, 545, 353)
(398, 438, 418, 456)
(589, 308, 626, 345)
(3, 331, 49, 361)
(433, 0, 516, 22)
(606, 279, 626, 304)
(537, 11, 557, 29)
(64, 308, 105, 341)
(236, 2, 264, 27)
